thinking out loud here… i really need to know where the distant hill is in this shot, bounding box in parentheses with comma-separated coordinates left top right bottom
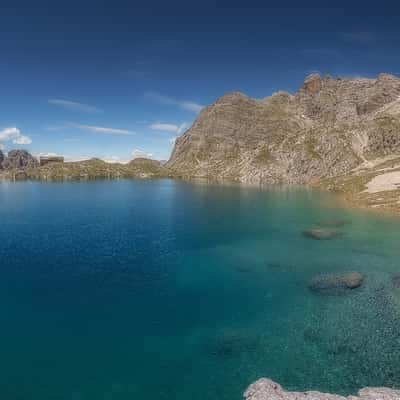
(0, 153, 172, 181)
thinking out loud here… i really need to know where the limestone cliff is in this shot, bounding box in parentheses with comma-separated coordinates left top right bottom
(167, 73, 400, 184)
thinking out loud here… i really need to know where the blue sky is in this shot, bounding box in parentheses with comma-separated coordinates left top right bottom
(1, 0, 400, 161)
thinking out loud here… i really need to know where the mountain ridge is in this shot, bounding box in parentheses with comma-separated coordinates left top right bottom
(167, 73, 400, 184)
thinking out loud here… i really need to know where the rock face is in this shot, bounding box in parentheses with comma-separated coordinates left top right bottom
(0, 150, 4, 169)
(309, 272, 364, 293)
(3, 149, 38, 170)
(167, 73, 400, 183)
(244, 378, 400, 400)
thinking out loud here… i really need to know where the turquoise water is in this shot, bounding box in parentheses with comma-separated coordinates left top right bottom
(1, 179, 400, 399)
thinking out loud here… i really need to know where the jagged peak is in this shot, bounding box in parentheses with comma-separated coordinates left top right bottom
(304, 72, 322, 81)
(215, 91, 255, 104)
(260, 91, 293, 106)
(299, 73, 322, 94)
(270, 90, 293, 99)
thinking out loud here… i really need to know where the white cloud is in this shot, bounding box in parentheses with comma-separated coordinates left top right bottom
(150, 122, 188, 134)
(70, 123, 135, 135)
(37, 152, 60, 158)
(0, 127, 32, 146)
(0, 143, 4, 150)
(49, 99, 102, 114)
(0, 127, 20, 141)
(102, 156, 120, 163)
(132, 148, 153, 159)
(13, 135, 32, 145)
(146, 92, 204, 113)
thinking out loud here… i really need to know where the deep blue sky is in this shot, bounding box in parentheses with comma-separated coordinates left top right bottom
(1, 0, 400, 161)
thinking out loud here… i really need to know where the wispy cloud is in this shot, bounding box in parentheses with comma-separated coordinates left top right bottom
(149, 122, 188, 134)
(180, 101, 204, 113)
(0, 127, 32, 146)
(146, 92, 204, 113)
(48, 99, 102, 114)
(69, 123, 135, 135)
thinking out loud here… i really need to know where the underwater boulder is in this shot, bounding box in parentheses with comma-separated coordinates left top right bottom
(309, 272, 363, 294)
(392, 274, 400, 288)
(303, 228, 341, 240)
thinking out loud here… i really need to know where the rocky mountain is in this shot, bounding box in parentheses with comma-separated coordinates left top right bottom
(167, 73, 400, 185)
(2, 149, 39, 170)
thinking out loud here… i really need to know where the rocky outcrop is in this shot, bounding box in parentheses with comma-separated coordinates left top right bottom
(2, 149, 38, 169)
(0, 149, 4, 169)
(244, 378, 400, 400)
(167, 73, 400, 184)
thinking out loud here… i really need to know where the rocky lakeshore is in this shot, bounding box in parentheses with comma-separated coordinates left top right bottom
(244, 379, 400, 400)
(3, 74, 400, 213)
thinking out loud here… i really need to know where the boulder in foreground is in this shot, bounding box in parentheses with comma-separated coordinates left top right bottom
(244, 378, 400, 400)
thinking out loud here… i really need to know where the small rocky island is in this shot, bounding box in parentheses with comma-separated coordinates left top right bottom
(244, 379, 400, 399)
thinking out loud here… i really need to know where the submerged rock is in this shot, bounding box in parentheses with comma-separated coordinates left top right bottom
(392, 274, 400, 288)
(303, 228, 341, 240)
(244, 378, 400, 399)
(309, 272, 363, 293)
